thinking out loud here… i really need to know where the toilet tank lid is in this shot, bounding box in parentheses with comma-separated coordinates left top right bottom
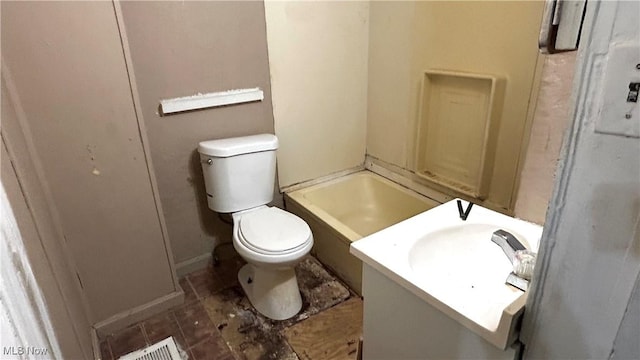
(198, 134, 278, 157)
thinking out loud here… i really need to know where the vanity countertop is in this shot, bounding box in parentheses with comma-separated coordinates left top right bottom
(350, 199, 543, 349)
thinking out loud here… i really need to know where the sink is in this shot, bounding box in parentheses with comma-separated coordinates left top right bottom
(409, 223, 531, 333)
(409, 224, 531, 275)
(350, 199, 542, 349)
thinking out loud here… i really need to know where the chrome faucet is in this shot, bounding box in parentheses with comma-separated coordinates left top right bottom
(491, 229, 533, 291)
(491, 229, 526, 263)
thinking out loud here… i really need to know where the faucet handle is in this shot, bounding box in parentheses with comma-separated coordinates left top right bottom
(456, 199, 474, 221)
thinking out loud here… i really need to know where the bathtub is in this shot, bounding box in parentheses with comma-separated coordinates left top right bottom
(285, 171, 440, 293)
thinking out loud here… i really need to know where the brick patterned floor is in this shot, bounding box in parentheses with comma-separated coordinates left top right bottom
(99, 252, 361, 360)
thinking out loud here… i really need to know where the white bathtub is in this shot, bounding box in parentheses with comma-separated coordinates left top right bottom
(285, 171, 439, 293)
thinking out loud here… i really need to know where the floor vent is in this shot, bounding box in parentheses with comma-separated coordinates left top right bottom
(118, 337, 183, 360)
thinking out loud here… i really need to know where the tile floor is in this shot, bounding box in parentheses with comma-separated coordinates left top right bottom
(99, 250, 362, 360)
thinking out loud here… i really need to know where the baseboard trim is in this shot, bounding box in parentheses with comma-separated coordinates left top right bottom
(91, 328, 101, 360)
(93, 289, 184, 338)
(175, 252, 213, 278)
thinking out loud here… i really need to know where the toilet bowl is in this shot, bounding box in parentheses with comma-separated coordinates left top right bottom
(231, 206, 313, 320)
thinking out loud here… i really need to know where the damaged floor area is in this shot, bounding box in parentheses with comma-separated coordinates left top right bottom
(99, 250, 363, 360)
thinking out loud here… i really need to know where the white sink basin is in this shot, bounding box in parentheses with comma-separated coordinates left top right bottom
(351, 199, 542, 349)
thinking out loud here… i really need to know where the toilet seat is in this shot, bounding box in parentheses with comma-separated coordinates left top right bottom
(238, 207, 312, 255)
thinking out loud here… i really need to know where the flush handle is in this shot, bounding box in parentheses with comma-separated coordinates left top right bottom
(202, 158, 213, 165)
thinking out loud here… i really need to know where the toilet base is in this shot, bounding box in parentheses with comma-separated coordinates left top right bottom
(238, 263, 303, 320)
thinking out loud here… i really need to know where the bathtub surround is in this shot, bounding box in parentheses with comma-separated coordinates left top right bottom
(367, 1, 545, 214)
(265, 1, 370, 188)
(414, 70, 504, 200)
(269, 1, 566, 225)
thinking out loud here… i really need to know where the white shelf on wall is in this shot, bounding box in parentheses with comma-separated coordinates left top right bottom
(160, 87, 264, 115)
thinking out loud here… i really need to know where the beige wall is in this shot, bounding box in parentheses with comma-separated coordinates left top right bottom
(2, 84, 92, 358)
(366, 2, 415, 169)
(367, 1, 544, 213)
(1, 1, 176, 323)
(119, 1, 276, 268)
(514, 53, 577, 224)
(265, 1, 370, 188)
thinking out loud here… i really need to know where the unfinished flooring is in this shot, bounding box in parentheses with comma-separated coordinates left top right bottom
(99, 253, 363, 360)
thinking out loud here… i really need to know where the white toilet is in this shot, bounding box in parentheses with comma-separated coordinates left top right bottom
(197, 134, 313, 320)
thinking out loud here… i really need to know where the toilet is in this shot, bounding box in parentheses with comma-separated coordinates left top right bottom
(197, 134, 313, 320)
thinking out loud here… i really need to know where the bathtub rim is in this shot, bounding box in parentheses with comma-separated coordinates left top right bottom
(284, 170, 441, 244)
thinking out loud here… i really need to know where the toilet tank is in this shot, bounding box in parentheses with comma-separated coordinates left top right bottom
(198, 134, 278, 213)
